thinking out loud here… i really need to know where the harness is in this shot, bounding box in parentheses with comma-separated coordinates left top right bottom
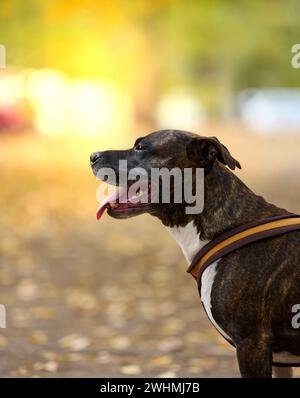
(187, 214, 300, 285)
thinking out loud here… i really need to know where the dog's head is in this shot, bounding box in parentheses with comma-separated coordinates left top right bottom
(90, 130, 241, 223)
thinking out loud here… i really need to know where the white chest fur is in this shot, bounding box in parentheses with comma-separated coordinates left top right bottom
(200, 261, 231, 340)
(166, 221, 208, 263)
(166, 222, 230, 340)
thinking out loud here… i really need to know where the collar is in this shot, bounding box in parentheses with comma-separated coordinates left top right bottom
(187, 214, 300, 283)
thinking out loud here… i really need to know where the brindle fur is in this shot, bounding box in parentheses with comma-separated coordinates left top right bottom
(90, 129, 300, 378)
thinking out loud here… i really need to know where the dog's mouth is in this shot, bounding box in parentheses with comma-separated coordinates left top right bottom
(96, 182, 151, 220)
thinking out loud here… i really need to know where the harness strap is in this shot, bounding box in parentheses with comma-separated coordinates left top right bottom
(187, 214, 300, 284)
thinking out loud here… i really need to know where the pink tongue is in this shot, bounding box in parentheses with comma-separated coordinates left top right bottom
(95, 205, 108, 221)
(96, 186, 127, 220)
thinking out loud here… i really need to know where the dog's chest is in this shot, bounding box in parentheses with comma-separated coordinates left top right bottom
(166, 222, 230, 340)
(165, 221, 208, 263)
(200, 261, 231, 341)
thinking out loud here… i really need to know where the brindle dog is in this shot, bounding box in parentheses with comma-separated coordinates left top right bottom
(90, 130, 300, 378)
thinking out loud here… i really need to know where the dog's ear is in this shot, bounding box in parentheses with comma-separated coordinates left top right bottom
(186, 136, 241, 170)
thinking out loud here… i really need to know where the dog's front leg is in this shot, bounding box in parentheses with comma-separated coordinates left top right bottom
(236, 336, 272, 378)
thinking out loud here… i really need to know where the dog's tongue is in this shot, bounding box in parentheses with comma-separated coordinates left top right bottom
(96, 186, 127, 220)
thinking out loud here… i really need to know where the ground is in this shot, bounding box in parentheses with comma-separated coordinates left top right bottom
(0, 128, 299, 377)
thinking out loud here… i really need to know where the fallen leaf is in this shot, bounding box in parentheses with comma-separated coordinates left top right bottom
(58, 334, 91, 351)
(34, 361, 58, 372)
(150, 355, 173, 366)
(109, 336, 131, 350)
(66, 289, 97, 311)
(28, 330, 48, 345)
(16, 279, 39, 301)
(120, 365, 141, 375)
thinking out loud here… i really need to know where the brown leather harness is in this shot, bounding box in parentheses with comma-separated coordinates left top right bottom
(187, 214, 300, 285)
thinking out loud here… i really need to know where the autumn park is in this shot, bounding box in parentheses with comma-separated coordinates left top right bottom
(0, 0, 300, 379)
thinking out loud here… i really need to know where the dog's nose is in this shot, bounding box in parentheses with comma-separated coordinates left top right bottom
(90, 152, 101, 164)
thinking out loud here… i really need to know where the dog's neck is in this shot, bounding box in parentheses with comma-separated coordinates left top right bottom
(163, 162, 290, 262)
(195, 162, 290, 240)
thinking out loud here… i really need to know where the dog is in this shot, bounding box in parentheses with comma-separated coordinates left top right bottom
(90, 129, 300, 378)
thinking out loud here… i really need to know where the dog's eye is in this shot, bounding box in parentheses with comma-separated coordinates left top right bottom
(134, 143, 146, 151)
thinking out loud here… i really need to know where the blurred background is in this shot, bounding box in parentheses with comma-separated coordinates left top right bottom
(0, 0, 300, 377)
